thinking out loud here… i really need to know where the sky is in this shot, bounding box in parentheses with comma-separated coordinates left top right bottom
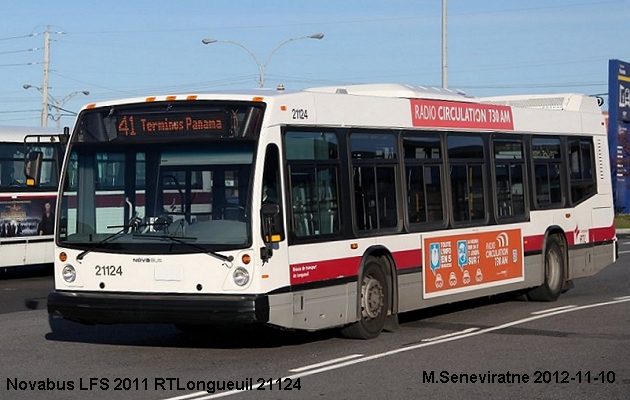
(0, 0, 628, 128)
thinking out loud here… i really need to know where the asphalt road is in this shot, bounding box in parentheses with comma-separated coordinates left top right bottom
(1, 237, 629, 400)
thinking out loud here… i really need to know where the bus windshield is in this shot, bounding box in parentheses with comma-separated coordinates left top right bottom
(58, 141, 255, 253)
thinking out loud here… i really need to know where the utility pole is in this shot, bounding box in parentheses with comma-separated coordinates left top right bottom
(441, 0, 448, 88)
(41, 26, 51, 127)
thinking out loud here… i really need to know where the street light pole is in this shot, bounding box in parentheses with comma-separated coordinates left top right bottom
(442, 0, 448, 88)
(202, 33, 324, 88)
(202, 39, 265, 87)
(23, 84, 90, 127)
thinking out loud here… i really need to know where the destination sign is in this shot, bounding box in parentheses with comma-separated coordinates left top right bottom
(116, 113, 227, 137)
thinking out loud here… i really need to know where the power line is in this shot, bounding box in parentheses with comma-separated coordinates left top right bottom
(29, 0, 620, 37)
(0, 34, 32, 41)
(0, 48, 41, 56)
(0, 109, 40, 114)
(0, 62, 38, 67)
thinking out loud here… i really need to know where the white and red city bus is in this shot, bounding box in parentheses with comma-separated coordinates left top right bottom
(0, 125, 66, 272)
(47, 84, 617, 338)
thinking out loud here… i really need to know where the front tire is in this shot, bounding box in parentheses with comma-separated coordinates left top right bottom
(341, 257, 389, 339)
(527, 235, 565, 302)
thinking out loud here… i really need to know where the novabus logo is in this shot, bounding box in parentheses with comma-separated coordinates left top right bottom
(132, 257, 162, 263)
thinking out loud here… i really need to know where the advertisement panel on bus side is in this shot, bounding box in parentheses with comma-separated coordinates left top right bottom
(0, 196, 56, 237)
(423, 228, 524, 298)
(410, 99, 514, 130)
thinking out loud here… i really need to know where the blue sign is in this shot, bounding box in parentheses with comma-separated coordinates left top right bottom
(429, 243, 441, 273)
(608, 59, 630, 213)
(615, 61, 630, 122)
(457, 240, 468, 269)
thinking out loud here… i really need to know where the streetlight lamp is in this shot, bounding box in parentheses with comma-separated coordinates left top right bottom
(23, 84, 90, 127)
(201, 33, 324, 88)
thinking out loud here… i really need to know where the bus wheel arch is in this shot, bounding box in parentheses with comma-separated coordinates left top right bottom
(527, 230, 566, 302)
(341, 248, 397, 339)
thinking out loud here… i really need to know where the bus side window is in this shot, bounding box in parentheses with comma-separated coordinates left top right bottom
(350, 131, 399, 232)
(532, 136, 564, 208)
(448, 134, 486, 225)
(285, 130, 340, 239)
(568, 138, 596, 205)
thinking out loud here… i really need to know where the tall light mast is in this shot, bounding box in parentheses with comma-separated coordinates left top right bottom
(441, 0, 448, 88)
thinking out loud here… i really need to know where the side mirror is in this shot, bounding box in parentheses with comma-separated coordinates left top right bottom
(61, 126, 70, 144)
(24, 151, 43, 187)
(261, 202, 284, 243)
(261, 202, 279, 217)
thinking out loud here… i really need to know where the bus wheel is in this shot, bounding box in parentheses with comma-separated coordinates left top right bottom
(341, 258, 389, 339)
(527, 235, 565, 302)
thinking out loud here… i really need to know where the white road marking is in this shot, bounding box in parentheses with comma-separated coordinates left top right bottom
(421, 327, 479, 342)
(530, 305, 577, 315)
(289, 354, 364, 372)
(162, 296, 630, 400)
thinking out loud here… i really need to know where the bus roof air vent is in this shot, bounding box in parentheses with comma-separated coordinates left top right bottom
(305, 83, 471, 101)
(480, 93, 601, 112)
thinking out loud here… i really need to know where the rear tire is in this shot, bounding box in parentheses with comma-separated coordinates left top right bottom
(341, 257, 389, 339)
(527, 235, 565, 302)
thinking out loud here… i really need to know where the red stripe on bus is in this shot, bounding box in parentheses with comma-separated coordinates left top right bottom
(67, 191, 209, 208)
(523, 235, 544, 253)
(523, 224, 615, 253)
(393, 249, 422, 269)
(590, 225, 616, 242)
(289, 249, 422, 285)
(290, 224, 616, 284)
(96, 195, 127, 207)
(290, 257, 362, 285)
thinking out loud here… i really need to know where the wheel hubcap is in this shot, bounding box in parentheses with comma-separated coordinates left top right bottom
(362, 275, 384, 319)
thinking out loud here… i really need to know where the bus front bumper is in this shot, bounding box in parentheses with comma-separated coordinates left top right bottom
(47, 290, 269, 325)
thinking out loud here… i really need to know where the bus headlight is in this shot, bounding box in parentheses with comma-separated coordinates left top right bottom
(233, 267, 250, 287)
(62, 265, 77, 283)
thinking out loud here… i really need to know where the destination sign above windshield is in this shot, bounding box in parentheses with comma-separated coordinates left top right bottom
(116, 113, 227, 137)
(74, 102, 264, 143)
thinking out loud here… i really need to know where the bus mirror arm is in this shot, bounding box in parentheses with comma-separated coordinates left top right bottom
(60, 126, 70, 144)
(260, 246, 273, 263)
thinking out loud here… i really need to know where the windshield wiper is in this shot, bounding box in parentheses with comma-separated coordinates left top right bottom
(75, 217, 158, 261)
(134, 234, 234, 263)
(76, 224, 134, 261)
